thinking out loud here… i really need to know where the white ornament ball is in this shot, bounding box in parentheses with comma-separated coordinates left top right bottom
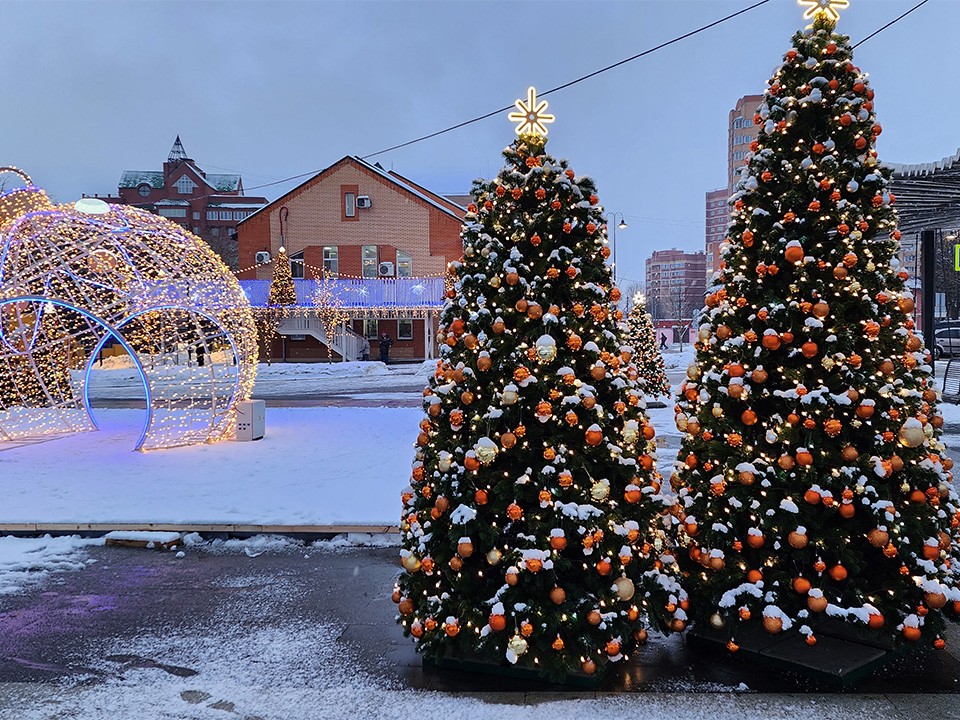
(501, 384, 519, 405)
(535, 334, 557, 362)
(507, 634, 528, 657)
(709, 612, 726, 630)
(487, 548, 503, 565)
(475, 437, 499, 465)
(623, 419, 640, 443)
(438, 451, 453, 473)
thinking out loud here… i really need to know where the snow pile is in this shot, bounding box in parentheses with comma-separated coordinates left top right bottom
(0, 535, 102, 595)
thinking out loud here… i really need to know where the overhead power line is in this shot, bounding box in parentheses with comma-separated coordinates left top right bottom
(238, 0, 930, 194)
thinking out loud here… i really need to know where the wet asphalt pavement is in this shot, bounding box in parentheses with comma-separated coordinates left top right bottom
(3, 544, 960, 697)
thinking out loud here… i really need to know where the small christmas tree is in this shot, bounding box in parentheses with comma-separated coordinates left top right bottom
(670, 8, 960, 650)
(625, 293, 670, 399)
(394, 89, 686, 681)
(256, 247, 297, 363)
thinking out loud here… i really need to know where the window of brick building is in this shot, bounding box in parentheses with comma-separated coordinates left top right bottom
(138, 184, 151, 197)
(398, 319, 413, 340)
(363, 318, 378, 339)
(362, 246, 378, 278)
(175, 175, 196, 194)
(206, 210, 218, 221)
(323, 246, 338, 274)
(290, 251, 304, 279)
(397, 250, 412, 277)
(344, 192, 356, 218)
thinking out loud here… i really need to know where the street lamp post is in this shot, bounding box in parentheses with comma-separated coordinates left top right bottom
(603, 211, 628, 284)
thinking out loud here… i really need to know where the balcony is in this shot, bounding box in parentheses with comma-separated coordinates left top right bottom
(238, 276, 447, 316)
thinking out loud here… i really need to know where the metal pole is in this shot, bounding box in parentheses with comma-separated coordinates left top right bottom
(922, 229, 936, 374)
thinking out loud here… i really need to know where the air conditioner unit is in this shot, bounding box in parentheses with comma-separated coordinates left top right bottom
(255, 251, 271, 264)
(356, 195, 372, 209)
(378, 261, 395, 276)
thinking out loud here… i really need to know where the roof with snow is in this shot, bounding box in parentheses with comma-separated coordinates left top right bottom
(119, 169, 242, 193)
(890, 149, 960, 233)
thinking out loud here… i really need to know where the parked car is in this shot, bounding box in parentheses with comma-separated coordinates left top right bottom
(934, 326, 960, 359)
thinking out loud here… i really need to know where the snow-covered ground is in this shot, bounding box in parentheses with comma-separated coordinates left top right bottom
(0, 535, 103, 595)
(7, 345, 960, 527)
(1, 407, 418, 526)
(86, 360, 435, 399)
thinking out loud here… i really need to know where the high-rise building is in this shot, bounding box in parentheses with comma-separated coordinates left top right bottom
(705, 187, 728, 275)
(645, 248, 707, 329)
(705, 94, 765, 275)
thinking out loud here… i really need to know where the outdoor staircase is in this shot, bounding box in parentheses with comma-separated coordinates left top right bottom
(277, 315, 365, 361)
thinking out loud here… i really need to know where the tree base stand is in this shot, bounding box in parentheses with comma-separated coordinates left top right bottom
(688, 619, 905, 687)
(423, 652, 602, 689)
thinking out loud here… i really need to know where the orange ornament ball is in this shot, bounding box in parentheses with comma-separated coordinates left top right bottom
(489, 614, 507, 632)
(785, 245, 804, 263)
(828, 564, 848, 582)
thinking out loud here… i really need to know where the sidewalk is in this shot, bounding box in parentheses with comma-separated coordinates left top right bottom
(2, 542, 959, 719)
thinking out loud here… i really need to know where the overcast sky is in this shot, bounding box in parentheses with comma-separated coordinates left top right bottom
(3, 0, 957, 286)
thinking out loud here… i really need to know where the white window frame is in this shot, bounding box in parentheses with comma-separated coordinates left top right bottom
(344, 192, 356, 218)
(398, 318, 413, 340)
(363, 318, 378, 339)
(206, 210, 218, 221)
(219, 210, 233, 221)
(138, 184, 151, 197)
(396, 250, 413, 277)
(175, 175, 196, 194)
(323, 246, 338, 274)
(362, 245, 378, 278)
(157, 207, 187, 218)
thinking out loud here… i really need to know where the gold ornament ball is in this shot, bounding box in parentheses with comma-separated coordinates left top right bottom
(898, 422, 925, 448)
(709, 613, 726, 630)
(401, 555, 422, 573)
(487, 548, 503, 565)
(614, 577, 635, 601)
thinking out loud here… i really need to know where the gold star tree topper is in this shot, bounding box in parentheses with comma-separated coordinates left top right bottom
(798, 0, 849, 24)
(508, 86, 555, 136)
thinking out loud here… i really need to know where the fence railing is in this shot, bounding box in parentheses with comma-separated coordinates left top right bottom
(239, 277, 446, 309)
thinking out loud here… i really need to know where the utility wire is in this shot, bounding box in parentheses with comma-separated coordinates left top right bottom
(361, 0, 774, 160)
(852, 0, 930, 48)
(237, 0, 773, 193)
(238, 0, 928, 194)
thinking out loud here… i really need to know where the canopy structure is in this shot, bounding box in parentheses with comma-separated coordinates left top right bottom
(890, 149, 960, 233)
(0, 168, 257, 450)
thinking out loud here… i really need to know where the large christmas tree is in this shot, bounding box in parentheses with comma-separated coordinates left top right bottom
(625, 292, 670, 399)
(670, 10, 960, 649)
(394, 89, 686, 680)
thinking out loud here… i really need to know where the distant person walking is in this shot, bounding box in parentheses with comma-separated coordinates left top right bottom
(659, 333, 667, 350)
(361, 337, 371, 362)
(379, 332, 393, 364)
(196, 343, 206, 367)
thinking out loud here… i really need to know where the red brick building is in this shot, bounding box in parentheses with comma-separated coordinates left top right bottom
(237, 155, 465, 362)
(84, 137, 267, 268)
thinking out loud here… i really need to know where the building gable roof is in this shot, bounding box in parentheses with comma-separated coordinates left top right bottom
(238, 156, 463, 226)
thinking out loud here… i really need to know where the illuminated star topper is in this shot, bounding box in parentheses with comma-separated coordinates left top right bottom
(798, 0, 849, 24)
(508, 86, 555, 136)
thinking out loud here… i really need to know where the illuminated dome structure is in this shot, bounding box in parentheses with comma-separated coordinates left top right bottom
(0, 168, 257, 450)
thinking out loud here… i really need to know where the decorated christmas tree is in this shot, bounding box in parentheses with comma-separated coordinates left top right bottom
(670, 4, 960, 650)
(625, 292, 670, 399)
(394, 88, 687, 680)
(256, 246, 297, 363)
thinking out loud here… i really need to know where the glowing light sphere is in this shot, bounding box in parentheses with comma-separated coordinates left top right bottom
(0, 168, 257, 450)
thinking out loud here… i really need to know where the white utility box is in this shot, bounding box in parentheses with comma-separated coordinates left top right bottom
(235, 399, 266, 441)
